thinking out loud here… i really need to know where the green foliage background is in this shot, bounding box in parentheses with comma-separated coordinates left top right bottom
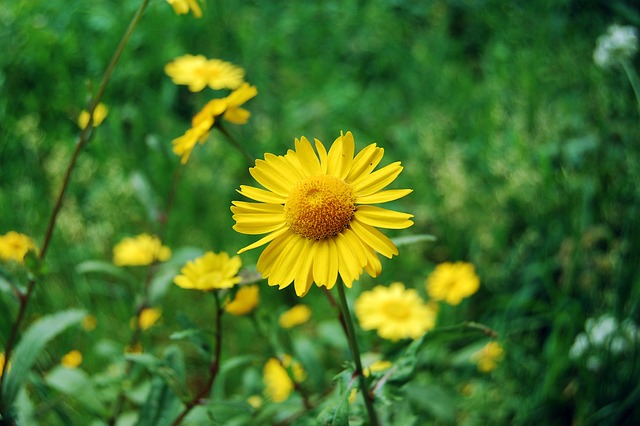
(1, 0, 640, 424)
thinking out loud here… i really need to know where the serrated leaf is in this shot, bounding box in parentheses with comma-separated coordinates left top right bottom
(389, 333, 427, 385)
(75, 260, 135, 284)
(45, 365, 107, 416)
(1, 309, 86, 409)
(391, 234, 436, 247)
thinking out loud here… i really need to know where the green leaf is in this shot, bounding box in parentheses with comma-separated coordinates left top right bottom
(75, 260, 135, 284)
(45, 366, 107, 416)
(130, 171, 160, 224)
(389, 333, 427, 385)
(316, 388, 350, 426)
(1, 309, 86, 409)
(391, 234, 436, 247)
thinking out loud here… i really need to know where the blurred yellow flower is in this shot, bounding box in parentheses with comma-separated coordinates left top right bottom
(471, 341, 504, 372)
(165, 55, 244, 92)
(82, 314, 97, 331)
(426, 261, 480, 305)
(125, 343, 143, 354)
(355, 282, 437, 341)
(231, 131, 413, 297)
(365, 359, 392, 376)
(0, 231, 37, 264)
(263, 358, 293, 403)
(278, 304, 311, 328)
(247, 395, 263, 409)
(0, 353, 10, 377)
(348, 388, 358, 404)
(171, 83, 257, 164)
(224, 285, 259, 315)
(61, 350, 83, 368)
(138, 307, 162, 330)
(78, 103, 108, 129)
(282, 354, 306, 383)
(174, 251, 242, 291)
(166, 0, 203, 18)
(112, 234, 171, 266)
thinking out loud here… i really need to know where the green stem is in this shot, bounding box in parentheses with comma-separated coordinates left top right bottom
(214, 121, 254, 165)
(0, 0, 150, 414)
(336, 283, 379, 426)
(622, 59, 640, 115)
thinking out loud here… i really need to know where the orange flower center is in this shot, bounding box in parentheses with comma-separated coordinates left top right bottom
(284, 176, 355, 240)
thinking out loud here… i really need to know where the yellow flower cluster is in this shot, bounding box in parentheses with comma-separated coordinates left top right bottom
(61, 350, 83, 369)
(165, 55, 244, 92)
(0, 231, 37, 264)
(112, 234, 171, 266)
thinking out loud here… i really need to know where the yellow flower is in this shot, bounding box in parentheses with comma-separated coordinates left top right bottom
(471, 341, 504, 372)
(0, 353, 10, 377)
(61, 350, 83, 368)
(282, 354, 306, 383)
(425, 261, 480, 305)
(112, 234, 171, 266)
(348, 388, 358, 404)
(171, 84, 257, 164)
(247, 395, 263, 409)
(138, 307, 162, 330)
(263, 358, 293, 403)
(164, 55, 244, 92)
(78, 103, 108, 129)
(125, 343, 143, 354)
(0, 231, 37, 264)
(174, 251, 242, 291)
(82, 315, 97, 331)
(354, 282, 437, 341)
(278, 304, 311, 328)
(231, 131, 413, 297)
(224, 285, 259, 315)
(166, 0, 203, 18)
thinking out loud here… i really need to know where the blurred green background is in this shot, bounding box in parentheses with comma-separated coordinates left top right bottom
(2, 0, 640, 424)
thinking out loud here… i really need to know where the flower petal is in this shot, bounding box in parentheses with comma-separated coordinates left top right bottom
(354, 206, 414, 229)
(351, 162, 403, 196)
(237, 226, 290, 254)
(346, 143, 384, 183)
(350, 219, 399, 259)
(295, 137, 322, 176)
(238, 185, 286, 204)
(356, 189, 412, 204)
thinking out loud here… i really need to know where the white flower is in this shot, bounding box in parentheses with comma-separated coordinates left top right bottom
(594, 24, 638, 68)
(586, 314, 617, 345)
(569, 333, 589, 360)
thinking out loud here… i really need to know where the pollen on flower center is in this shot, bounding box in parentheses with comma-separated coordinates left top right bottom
(284, 175, 355, 240)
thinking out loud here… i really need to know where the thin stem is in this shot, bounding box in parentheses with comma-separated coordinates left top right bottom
(170, 292, 224, 426)
(0, 0, 150, 413)
(214, 121, 254, 165)
(335, 283, 379, 426)
(622, 59, 640, 114)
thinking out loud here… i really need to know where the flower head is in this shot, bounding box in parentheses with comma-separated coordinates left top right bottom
(471, 341, 504, 372)
(231, 131, 413, 297)
(166, 0, 203, 18)
(224, 285, 260, 315)
(174, 251, 242, 291)
(61, 350, 83, 369)
(0, 231, 37, 264)
(171, 83, 258, 164)
(165, 55, 244, 92)
(278, 304, 312, 328)
(78, 103, 108, 129)
(355, 282, 437, 341)
(112, 234, 171, 266)
(263, 358, 294, 403)
(138, 307, 162, 331)
(425, 262, 480, 305)
(594, 24, 638, 68)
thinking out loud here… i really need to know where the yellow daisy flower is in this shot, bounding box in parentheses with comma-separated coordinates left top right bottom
(224, 285, 260, 315)
(174, 251, 242, 291)
(164, 55, 244, 92)
(166, 0, 203, 18)
(263, 358, 293, 403)
(78, 103, 108, 129)
(231, 131, 413, 297)
(425, 261, 480, 305)
(0, 231, 37, 264)
(278, 304, 311, 328)
(112, 234, 171, 267)
(61, 350, 83, 369)
(138, 307, 162, 331)
(471, 341, 504, 372)
(354, 282, 437, 341)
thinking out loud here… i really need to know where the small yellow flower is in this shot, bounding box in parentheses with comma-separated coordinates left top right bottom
(247, 395, 263, 409)
(471, 341, 504, 373)
(138, 307, 162, 330)
(355, 282, 437, 341)
(82, 315, 97, 331)
(174, 251, 242, 291)
(78, 103, 108, 129)
(112, 234, 171, 267)
(61, 350, 83, 368)
(368, 359, 392, 373)
(426, 262, 480, 305)
(221, 83, 259, 124)
(282, 354, 306, 383)
(278, 304, 311, 329)
(263, 358, 294, 403)
(348, 388, 358, 404)
(164, 55, 244, 92)
(224, 285, 259, 315)
(166, 0, 203, 18)
(0, 231, 37, 264)
(0, 353, 11, 377)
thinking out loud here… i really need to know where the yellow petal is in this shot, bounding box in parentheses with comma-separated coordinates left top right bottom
(250, 164, 291, 196)
(351, 162, 403, 196)
(237, 227, 290, 254)
(295, 137, 322, 176)
(346, 143, 384, 183)
(356, 189, 412, 204)
(238, 185, 286, 204)
(293, 240, 315, 297)
(350, 219, 398, 259)
(354, 206, 414, 229)
(232, 213, 286, 235)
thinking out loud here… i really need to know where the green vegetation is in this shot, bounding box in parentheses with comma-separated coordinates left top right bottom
(1, 0, 639, 424)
